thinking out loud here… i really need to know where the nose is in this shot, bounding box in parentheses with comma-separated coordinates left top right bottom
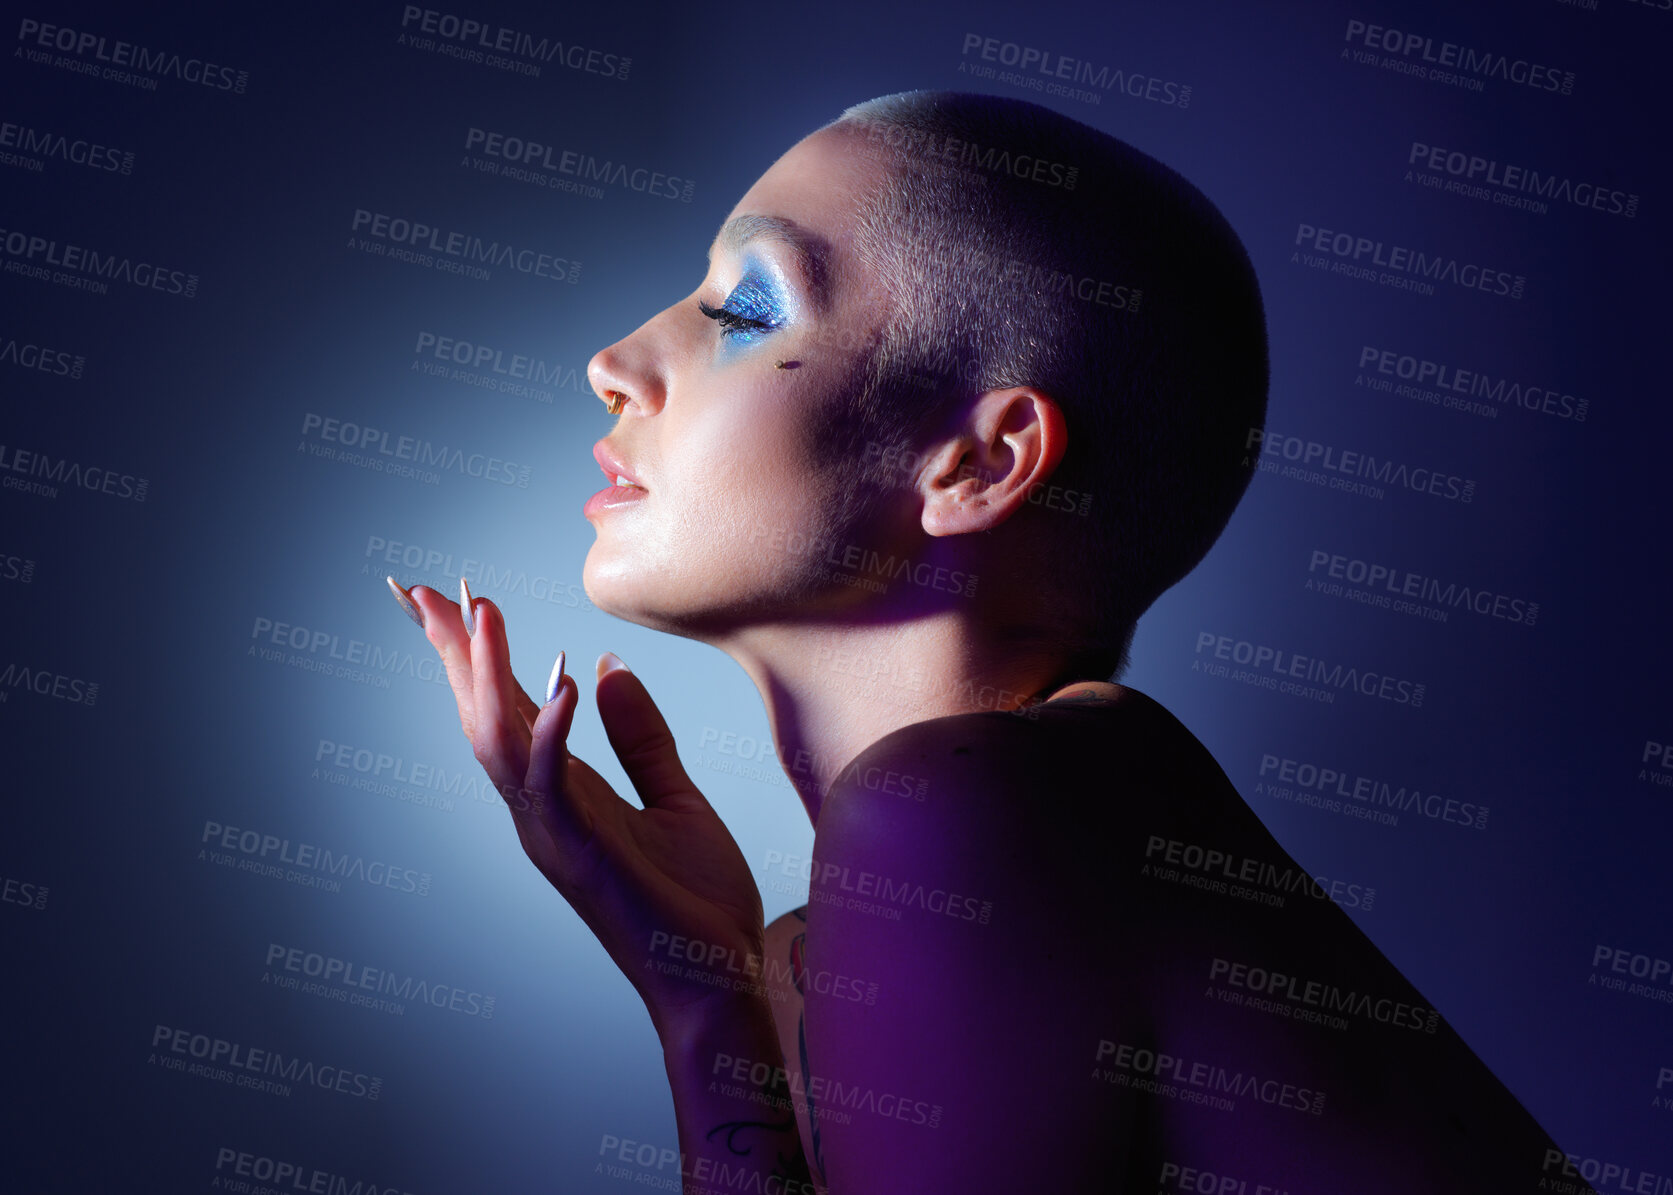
(587, 313, 670, 417)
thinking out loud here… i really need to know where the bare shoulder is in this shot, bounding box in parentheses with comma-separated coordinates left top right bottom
(818, 683, 1249, 866)
(808, 688, 1586, 1191)
(801, 694, 1170, 1191)
(809, 682, 1270, 1007)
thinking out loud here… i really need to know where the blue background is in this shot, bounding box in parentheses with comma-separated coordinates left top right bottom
(2, 0, 1668, 1190)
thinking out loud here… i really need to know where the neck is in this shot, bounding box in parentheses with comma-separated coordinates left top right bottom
(712, 610, 1104, 825)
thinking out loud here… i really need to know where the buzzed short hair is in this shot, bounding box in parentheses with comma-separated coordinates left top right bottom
(823, 91, 1269, 679)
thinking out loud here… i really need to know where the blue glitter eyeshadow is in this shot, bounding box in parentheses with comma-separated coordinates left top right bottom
(720, 267, 787, 343)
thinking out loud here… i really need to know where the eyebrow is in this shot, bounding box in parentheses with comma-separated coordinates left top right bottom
(707, 214, 832, 311)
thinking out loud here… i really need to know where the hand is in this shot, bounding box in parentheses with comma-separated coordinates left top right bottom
(404, 582, 768, 1030)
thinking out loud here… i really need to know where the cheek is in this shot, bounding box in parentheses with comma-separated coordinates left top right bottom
(684, 436, 827, 560)
(680, 381, 823, 504)
(693, 426, 859, 587)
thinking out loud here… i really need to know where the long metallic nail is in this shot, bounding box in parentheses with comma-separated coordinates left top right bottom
(545, 651, 566, 704)
(596, 650, 627, 680)
(460, 576, 475, 636)
(387, 576, 424, 628)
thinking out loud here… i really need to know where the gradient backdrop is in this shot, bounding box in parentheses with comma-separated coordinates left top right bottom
(1, 0, 1668, 1191)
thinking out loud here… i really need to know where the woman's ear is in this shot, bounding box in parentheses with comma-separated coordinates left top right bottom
(918, 387, 1067, 537)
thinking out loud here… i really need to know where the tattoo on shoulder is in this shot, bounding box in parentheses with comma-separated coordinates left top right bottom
(1052, 689, 1115, 704)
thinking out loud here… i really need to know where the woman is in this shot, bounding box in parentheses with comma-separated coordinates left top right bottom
(387, 93, 1590, 1194)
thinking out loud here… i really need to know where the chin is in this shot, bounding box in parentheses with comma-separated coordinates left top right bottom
(581, 543, 634, 619)
(581, 542, 697, 636)
(584, 537, 818, 643)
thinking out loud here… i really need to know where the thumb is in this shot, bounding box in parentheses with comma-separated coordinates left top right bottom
(594, 653, 701, 809)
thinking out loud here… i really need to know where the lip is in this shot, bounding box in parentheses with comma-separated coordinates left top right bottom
(585, 440, 648, 518)
(592, 440, 644, 489)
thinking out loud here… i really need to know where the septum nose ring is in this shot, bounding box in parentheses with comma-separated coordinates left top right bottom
(603, 390, 627, 415)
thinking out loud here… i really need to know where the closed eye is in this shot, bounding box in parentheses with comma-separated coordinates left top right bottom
(697, 265, 788, 345)
(697, 299, 775, 337)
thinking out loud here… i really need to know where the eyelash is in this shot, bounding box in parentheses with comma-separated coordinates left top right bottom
(697, 299, 774, 337)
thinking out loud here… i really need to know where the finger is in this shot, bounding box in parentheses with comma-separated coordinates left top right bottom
(524, 673, 588, 849)
(526, 674, 578, 797)
(595, 657, 701, 810)
(468, 595, 538, 726)
(513, 685, 541, 730)
(468, 597, 532, 794)
(439, 584, 539, 732)
(409, 584, 476, 737)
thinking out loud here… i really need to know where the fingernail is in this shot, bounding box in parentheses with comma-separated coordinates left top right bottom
(596, 651, 628, 680)
(545, 651, 566, 705)
(460, 576, 475, 636)
(387, 576, 424, 628)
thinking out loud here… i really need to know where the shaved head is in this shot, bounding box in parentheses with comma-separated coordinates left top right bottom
(821, 91, 1269, 678)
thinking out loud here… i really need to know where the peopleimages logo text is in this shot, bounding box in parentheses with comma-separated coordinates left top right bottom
(1295, 223, 1521, 298)
(16, 18, 251, 91)
(1195, 631, 1425, 707)
(1342, 19, 1574, 94)
(350, 210, 579, 283)
(399, 6, 630, 79)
